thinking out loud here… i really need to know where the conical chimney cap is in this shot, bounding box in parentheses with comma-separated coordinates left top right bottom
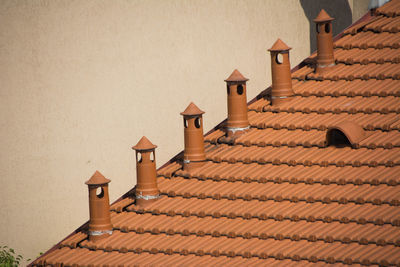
(224, 69, 249, 82)
(268, 38, 292, 52)
(314, 9, 334, 22)
(85, 170, 111, 185)
(132, 136, 157, 151)
(180, 102, 205, 116)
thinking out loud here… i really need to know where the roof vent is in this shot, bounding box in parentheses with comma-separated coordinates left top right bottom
(132, 136, 159, 206)
(85, 171, 113, 242)
(224, 69, 250, 136)
(180, 102, 206, 171)
(327, 121, 367, 148)
(314, 9, 335, 73)
(268, 39, 294, 105)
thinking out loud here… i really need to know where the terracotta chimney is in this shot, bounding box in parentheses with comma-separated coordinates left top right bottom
(85, 171, 113, 242)
(224, 69, 250, 136)
(180, 102, 206, 171)
(268, 39, 294, 105)
(132, 136, 159, 206)
(314, 9, 335, 73)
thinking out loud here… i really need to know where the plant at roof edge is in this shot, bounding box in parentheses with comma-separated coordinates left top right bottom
(0, 246, 30, 267)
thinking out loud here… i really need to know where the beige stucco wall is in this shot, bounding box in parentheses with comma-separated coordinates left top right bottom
(0, 0, 368, 263)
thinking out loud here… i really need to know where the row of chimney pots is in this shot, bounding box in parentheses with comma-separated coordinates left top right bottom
(85, 9, 336, 241)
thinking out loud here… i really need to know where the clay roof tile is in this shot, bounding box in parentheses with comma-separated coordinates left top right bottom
(85, 170, 111, 185)
(132, 136, 157, 151)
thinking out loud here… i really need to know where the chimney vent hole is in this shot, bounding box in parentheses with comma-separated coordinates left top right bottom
(150, 151, 155, 162)
(316, 24, 321, 33)
(327, 129, 351, 147)
(275, 53, 283, 65)
(138, 152, 142, 163)
(227, 84, 230, 95)
(195, 118, 201, 128)
(96, 187, 104, 198)
(184, 118, 188, 128)
(325, 23, 331, 33)
(237, 84, 244, 95)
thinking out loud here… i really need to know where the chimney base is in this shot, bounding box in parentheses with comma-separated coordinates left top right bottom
(136, 197, 159, 207)
(183, 160, 205, 172)
(88, 230, 113, 242)
(226, 126, 250, 138)
(136, 191, 159, 207)
(316, 63, 335, 74)
(271, 95, 294, 105)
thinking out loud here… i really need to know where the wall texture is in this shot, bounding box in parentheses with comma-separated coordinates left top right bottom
(0, 0, 368, 263)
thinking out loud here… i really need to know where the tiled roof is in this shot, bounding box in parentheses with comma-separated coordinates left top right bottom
(33, 1, 400, 266)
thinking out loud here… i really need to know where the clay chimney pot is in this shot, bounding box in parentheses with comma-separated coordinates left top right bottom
(85, 171, 113, 242)
(268, 39, 294, 105)
(225, 69, 250, 135)
(132, 136, 159, 206)
(181, 102, 206, 171)
(314, 9, 335, 72)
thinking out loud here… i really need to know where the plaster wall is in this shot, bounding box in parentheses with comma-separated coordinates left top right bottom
(0, 0, 368, 262)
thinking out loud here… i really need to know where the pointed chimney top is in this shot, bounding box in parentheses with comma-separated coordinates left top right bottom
(268, 38, 292, 52)
(224, 69, 249, 82)
(314, 9, 334, 22)
(180, 102, 205, 116)
(85, 171, 111, 185)
(132, 136, 157, 151)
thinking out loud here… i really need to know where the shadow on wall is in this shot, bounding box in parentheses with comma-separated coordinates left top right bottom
(300, 0, 352, 53)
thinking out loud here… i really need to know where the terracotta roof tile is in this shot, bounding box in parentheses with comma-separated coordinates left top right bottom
(32, 1, 400, 266)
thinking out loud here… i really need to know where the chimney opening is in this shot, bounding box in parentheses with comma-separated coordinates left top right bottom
(327, 129, 352, 147)
(136, 151, 143, 163)
(325, 23, 331, 33)
(150, 151, 155, 162)
(227, 84, 230, 95)
(237, 84, 244, 95)
(316, 24, 320, 33)
(275, 53, 284, 64)
(96, 187, 104, 198)
(195, 117, 201, 128)
(184, 118, 188, 128)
